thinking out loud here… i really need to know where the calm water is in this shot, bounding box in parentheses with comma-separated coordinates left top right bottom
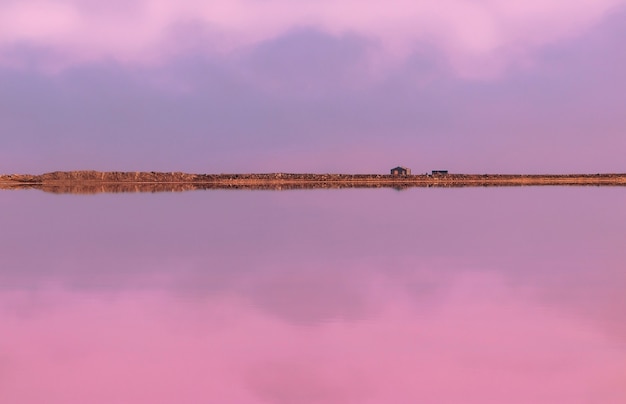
(1, 187, 625, 403)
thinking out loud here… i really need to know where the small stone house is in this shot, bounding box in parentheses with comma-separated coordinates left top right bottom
(390, 166, 411, 176)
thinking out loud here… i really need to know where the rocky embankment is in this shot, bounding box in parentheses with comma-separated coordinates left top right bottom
(1, 170, 626, 194)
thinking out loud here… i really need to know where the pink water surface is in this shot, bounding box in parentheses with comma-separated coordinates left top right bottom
(1, 187, 625, 403)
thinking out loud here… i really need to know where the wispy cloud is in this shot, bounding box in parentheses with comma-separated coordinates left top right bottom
(1, 0, 624, 76)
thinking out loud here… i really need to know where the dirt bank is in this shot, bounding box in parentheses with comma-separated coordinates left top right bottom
(1, 171, 625, 194)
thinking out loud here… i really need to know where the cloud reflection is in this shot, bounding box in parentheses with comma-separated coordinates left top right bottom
(1, 271, 624, 404)
(0, 187, 625, 402)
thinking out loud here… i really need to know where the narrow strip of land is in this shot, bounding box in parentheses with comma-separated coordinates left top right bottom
(1, 171, 625, 194)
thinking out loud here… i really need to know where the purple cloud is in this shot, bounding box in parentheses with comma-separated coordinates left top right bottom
(1, 5, 625, 174)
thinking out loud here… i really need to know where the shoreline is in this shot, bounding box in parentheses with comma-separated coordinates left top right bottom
(1, 171, 626, 194)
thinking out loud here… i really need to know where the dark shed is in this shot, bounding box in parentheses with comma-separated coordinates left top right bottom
(391, 166, 411, 175)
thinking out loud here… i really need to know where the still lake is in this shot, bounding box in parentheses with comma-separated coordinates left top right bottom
(1, 186, 625, 403)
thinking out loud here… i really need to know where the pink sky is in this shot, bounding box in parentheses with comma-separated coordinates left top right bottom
(0, 0, 623, 75)
(1, 1, 625, 173)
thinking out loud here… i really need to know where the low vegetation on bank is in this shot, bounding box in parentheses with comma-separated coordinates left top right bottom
(1, 170, 625, 194)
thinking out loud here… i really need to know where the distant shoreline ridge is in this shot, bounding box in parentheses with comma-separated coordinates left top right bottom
(1, 171, 626, 194)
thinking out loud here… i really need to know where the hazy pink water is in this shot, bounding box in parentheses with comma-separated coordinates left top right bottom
(1, 187, 625, 403)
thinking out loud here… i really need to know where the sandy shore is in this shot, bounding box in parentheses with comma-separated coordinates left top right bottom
(1, 171, 626, 194)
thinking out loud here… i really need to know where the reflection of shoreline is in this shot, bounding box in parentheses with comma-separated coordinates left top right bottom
(1, 171, 626, 194)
